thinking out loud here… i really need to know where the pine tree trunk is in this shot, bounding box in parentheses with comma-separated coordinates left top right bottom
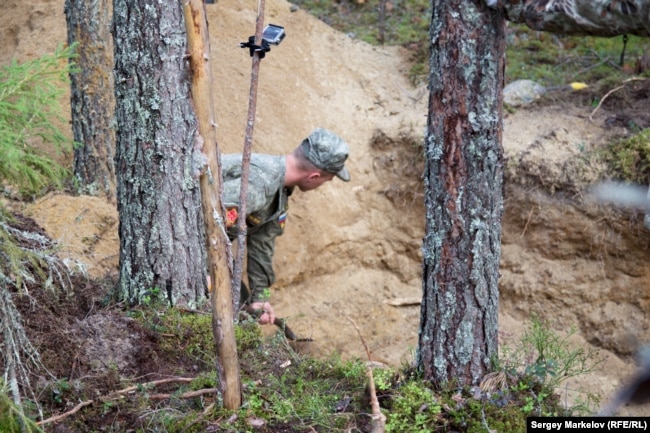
(417, 0, 506, 386)
(65, 0, 117, 201)
(113, 0, 207, 308)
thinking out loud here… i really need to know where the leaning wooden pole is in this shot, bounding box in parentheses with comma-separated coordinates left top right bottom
(232, 0, 267, 308)
(182, 0, 241, 409)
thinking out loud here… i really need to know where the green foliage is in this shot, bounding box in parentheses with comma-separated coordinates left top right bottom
(235, 317, 264, 352)
(37, 310, 605, 432)
(498, 314, 603, 415)
(292, 3, 650, 89)
(0, 44, 76, 198)
(49, 379, 73, 405)
(140, 286, 162, 305)
(600, 128, 650, 183)
(372, 367, 394, 392)
(506, 28, 650, 87)
(240, 355, 368, 430)
(0, 382, 44, 433)
(445, 396, 528, 433)
(385, 381, 441, 433)
(521, 316, 603, 391)
(129, 303, 217, 369)
(202, 343, 371, 432)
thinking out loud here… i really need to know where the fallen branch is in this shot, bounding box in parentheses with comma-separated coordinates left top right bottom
(36, 376, 201, 426)
(108, 376, 195, 397)
(36, 400, 93, 426)
(347, 317, 386, 433)
(149, 387, 219, 400)
(590, 77, 648, 122)
(384, 297, 420, 307)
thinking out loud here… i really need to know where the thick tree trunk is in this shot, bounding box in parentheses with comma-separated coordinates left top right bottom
(417, 0, 505, 386)
(65, 0, 117, 201)
(113, 0, 207, 308)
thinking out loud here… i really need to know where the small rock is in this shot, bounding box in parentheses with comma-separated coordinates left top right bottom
(503, 79, 546, 107)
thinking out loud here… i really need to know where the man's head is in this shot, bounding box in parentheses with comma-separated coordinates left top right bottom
(288, 128, 350, 191)
(301, 128, 350, 182)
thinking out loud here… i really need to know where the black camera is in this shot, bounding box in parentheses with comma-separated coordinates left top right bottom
(262, 24, 286, 45)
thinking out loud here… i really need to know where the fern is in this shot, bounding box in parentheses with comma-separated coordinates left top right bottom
(0, 44, 77, 197)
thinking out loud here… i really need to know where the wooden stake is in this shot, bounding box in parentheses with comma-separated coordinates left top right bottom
(232, 0, 267, 308)
(347, 318, 386, 433)
(182, 0, 241, 410)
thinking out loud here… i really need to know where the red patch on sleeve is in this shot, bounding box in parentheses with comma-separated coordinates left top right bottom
(226, 208, 238, 228)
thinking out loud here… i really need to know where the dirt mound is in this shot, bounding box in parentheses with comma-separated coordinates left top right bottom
(22, 194, 119, 279)
(3, 0, 650, 417)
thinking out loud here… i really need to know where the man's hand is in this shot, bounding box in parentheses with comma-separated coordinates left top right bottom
(249, 301, 276, 325)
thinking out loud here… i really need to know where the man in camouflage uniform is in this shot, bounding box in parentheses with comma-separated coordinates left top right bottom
(221, 128, 350, 325)
(488, 0, 650, 37)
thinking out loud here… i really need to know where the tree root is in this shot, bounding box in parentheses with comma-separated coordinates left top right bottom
(589, 77, 648, 122)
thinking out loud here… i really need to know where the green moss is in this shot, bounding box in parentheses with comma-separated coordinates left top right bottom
(129, 304, 216, 369)
(234, 319, 263, 352)
(65, 312, 603, 432)
(600, 129, 650, 182)
(385, 381, 441, 433)
(446, 397, 527, 433)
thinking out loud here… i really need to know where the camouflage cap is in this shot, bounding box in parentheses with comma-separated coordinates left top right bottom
(301, 128, 350, 182)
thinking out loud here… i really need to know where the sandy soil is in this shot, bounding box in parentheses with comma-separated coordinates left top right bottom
(3, 0, 650, 417)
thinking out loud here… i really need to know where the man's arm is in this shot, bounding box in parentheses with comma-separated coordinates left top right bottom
(245, 219, 283, 301)
(245, 220, 283, 324)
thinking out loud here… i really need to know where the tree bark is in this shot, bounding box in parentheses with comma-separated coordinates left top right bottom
(113, 0, 207, 308)
(65, 0, 117, 201)
(417, 0, 506, 387)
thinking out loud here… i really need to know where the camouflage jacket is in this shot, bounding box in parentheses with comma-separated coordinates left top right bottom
(221, 154, 292, 302)
(497, 0, 650, 37)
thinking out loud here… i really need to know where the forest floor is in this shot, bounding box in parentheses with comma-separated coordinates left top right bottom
(2, 0, 650, 431)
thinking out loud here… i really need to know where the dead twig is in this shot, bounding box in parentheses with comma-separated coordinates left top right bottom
(108, 376, 195, 397)
(149, 388, 218, 400)
(590, 77, 648, 122)
(179, 402, 216, 433)
(385, 297, 421, 307)
(573, 56, 610, 79)
(347, 317, 386, 433)
(520, 206, 534, 238)
(36, 376, 201, 426)
(36, 400, 93, 426)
